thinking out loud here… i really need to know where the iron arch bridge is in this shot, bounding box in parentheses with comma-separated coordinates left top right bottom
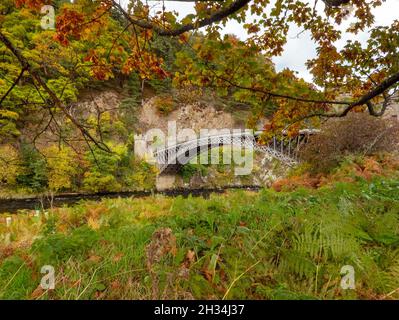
(153, 129, 317, 174)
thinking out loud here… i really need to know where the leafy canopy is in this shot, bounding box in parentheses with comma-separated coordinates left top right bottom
(0, 0, 398, 140)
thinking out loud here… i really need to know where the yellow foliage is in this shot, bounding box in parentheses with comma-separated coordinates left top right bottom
(153, 95, 176, 115)
(87, 216, 100, 230)
(43, 145, 79, 192)
(0, 145, 20, 186)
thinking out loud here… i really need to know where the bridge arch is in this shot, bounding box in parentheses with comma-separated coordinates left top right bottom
(152, 130, 315, 174)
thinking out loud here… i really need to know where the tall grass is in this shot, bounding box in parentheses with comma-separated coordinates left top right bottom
(1, 177, 399, 300)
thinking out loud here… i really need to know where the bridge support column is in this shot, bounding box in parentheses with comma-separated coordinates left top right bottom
(156, 174, 176, 191)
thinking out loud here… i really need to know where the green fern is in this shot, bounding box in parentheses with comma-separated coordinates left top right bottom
(292, 224, 358, 261)
(278, 250, 316, 278)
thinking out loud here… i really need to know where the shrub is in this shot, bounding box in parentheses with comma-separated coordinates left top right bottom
(299, 113, 399, 173)
(119, 97, 140, 132)
(122, 159, 158, 190)
(180, 163, 207, 183)
(44, 145, 80, 192)
(32, 226, 99, 264)
(83, 171, 121, 193)
(148, 78, 172, 94)
(0, 144, 19, 188)
(16, 143, 48, 192)
(153, 95, 176, 115)
(82, 143, 125, 192)
(82, 143, 157, 192)
(0, 256, 36, 299)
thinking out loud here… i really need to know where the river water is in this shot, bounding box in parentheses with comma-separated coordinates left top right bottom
(0, 186, 261, 214)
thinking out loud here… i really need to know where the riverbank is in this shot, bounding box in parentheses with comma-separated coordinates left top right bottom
(0, 185, 262, 214)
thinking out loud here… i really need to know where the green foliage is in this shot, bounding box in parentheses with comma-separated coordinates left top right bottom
(147, 35, 180, 94)
(0, 256, 36, 300)
(0, 139, 157, 194)
(1, 0, 399, 299)
(44, 145, 80, 192)
(148, 78, 172, 95)
(16, 143, 47, 192)
(83, 144, 124, 192)
(0, 110, 20, 140)
(32, 226, 99, 265)
(122, 159, 158, 190)
(3, 177, 399, 299)
(0, 179, 399, 299)
(0, 3, 92, 144)
(83, 143, 157, 192)
(180, 163, 207, 183)
(119, 74, 142, 132)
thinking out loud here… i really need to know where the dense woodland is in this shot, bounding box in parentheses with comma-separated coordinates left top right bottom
(1, 0, 399, 300)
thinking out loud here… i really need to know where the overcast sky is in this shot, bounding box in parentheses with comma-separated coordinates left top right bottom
(138, 0, 399, 83)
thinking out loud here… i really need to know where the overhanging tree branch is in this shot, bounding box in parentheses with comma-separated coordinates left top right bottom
(284, 76, 399, 128)
(322, 0, 350, 7)
(212, 68, 399, 117)
(111, 0, 251, 36)
(0, 66, 27, 107)
(113, 0, 399, 118)
(210, 72, 350, 105)
(350, 71, 399, 108)
(0, 31, 110, 152)
(177, 35, 399, 114)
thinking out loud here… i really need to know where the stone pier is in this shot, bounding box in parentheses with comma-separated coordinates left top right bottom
(156, 174, 176, 191)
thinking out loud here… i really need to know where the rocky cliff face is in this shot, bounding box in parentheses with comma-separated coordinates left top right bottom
(384, 97, 399, 120)
(138, 97, 238, 133)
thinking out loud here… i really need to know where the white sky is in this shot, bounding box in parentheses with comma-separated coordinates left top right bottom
(130, 0, 399, 83)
